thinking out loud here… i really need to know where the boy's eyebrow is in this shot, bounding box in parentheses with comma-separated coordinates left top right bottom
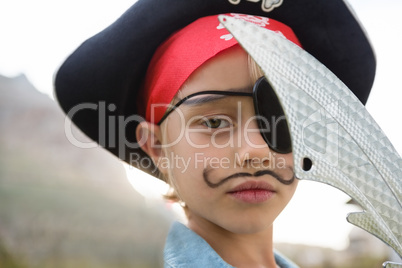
(179, 87, 253, 107)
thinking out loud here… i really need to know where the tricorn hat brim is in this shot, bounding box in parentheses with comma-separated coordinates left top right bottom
(54, 0, 376, 179)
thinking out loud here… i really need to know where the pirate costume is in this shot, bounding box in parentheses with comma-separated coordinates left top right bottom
(54, 0, 376, 267)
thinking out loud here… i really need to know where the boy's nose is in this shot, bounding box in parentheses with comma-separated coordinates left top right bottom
(235, 119, 272, 168)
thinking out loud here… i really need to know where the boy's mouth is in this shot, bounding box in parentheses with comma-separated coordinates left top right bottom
(227, 180, 276, 203)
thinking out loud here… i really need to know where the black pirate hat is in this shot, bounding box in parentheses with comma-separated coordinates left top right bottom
(54, 0, 376, 178)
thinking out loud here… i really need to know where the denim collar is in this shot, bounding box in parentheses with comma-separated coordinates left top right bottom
(164, 221, 299, 268)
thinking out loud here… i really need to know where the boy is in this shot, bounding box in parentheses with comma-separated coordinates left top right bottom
(55, 0, 375, 267)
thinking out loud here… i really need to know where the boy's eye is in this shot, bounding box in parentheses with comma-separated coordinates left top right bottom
(202, 118, 231, 129)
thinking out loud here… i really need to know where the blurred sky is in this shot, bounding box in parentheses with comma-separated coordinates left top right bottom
(0, 0, 401, 251)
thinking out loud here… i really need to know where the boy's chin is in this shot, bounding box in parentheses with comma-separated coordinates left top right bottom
(212, 215, 276, 235)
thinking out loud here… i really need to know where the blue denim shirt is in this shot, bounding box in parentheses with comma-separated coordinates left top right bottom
(164, 221, 299, 268)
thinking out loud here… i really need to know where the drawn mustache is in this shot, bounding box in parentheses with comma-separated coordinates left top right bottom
(203, 167, 295, 189)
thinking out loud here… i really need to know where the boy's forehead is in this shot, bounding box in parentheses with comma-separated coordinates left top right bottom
(176, 46, 253, 98)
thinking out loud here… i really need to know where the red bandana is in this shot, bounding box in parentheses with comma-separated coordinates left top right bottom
(140, 13, 302, 123)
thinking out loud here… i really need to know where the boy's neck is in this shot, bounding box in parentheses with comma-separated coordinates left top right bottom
(187, 215, 277, 268)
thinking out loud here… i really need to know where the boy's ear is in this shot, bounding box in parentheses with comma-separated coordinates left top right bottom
(136, 121, 167, 174)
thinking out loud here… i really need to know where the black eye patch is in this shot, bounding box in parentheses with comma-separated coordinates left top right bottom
(253, 77, 292, 154)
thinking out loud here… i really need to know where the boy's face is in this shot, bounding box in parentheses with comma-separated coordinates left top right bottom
(160, 46, 298, 234)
